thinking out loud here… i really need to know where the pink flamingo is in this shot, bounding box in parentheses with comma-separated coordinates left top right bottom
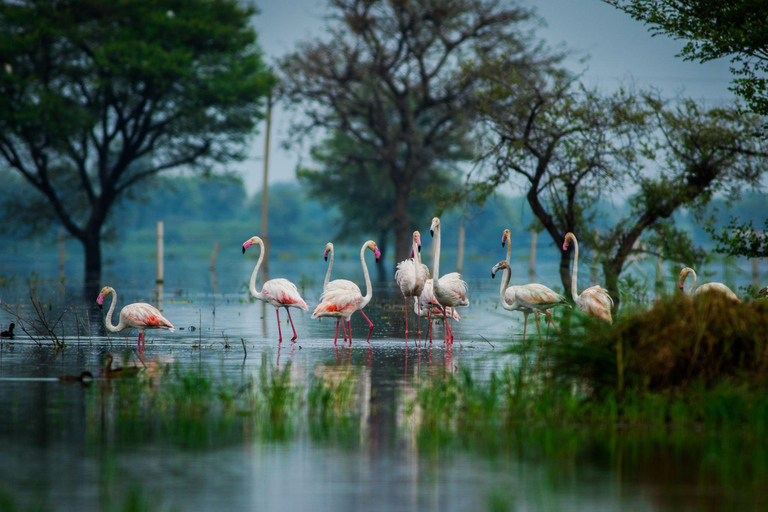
(96, 286, 174, 351)
(429, 217, 469, 344)
(563, 232, 613, 323)
(414, 278, 461, 343)
(313, 242, 350, 342)
(395, 231, 429, 340)
(312, 240, 381, 344)
(497, 229, 567, 342)
(678, 267, 740, 301)
(243, 236, 309, 342)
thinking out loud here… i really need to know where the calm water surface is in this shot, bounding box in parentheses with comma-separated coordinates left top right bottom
(0, 258, 765, 511)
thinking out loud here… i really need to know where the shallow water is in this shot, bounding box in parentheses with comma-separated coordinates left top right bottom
(0, 265, 767, 511)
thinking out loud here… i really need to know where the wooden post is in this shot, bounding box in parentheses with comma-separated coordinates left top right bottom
(209, 242, 220, 272)
(260, 92, 273, 283)
(58, 228, 66, 283)
(456, 224, 465, 275)
(528, 231, 537, 283)
(156, 221, 164, 311)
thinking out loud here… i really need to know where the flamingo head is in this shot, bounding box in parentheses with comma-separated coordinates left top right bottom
(430, 217, 440, 237)
(365, 240, 381, 262)
(678, 267, 692, 290)
(242, 236, 262, 254)
(414, 231, 421, 252)
(96, 286, 111, 309)
(563, 232, 575, 251)
(324, 242, 333, 261)
(491, 260, 509, 279)
(502, 229, 511, 247)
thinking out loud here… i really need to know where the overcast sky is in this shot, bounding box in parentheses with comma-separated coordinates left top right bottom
(234, 0, 735, 195)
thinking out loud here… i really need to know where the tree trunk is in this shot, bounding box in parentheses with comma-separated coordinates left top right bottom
(392, 180, 411, 274)
(603, 260, 622, 311)
(83, 231, 102, 301)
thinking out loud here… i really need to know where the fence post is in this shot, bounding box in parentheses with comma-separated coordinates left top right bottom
(156, 221, 164, 311)
(528, 231, 537, 283)
(456, 224, 466, 275)
(260, 92, 272, 283)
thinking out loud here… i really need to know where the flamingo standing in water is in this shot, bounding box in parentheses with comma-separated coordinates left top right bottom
(243, 236, 309, 342)
(562, 233, 613, 323)
(395, 231, 429, 340)
(493, 232, 568, 349)
(414, 278, 461, 343)
(429, 217, 469, 344)
(313, 242, 350, 342)
(678, 267, 740, 301)
(96, 286, 175, 351)
(312, 240, 381, 344)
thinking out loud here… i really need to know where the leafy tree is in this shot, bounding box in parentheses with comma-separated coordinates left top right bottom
(0, 0, 275, 297)
(279, 0, 552, 267)
(471, 62, 767, 308)
(297, 130, 458, 278)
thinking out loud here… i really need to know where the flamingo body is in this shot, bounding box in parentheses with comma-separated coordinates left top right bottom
(395, 231, 429, 340)
(96, 286, 174, 351)
(679, 267, 739, 302)
(429, 217, 469, 343)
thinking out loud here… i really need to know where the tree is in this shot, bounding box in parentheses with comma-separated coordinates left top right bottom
(0, 0, 275, 297)
(279, 0, 550, 266)
(471, 62, 767, 308)
(298, 130, 459, 278)
(604, 0, 768, 119)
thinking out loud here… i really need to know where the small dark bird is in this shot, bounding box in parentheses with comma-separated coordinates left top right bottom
(1, 323, 15, 339)
(104, 354, 142, 379)
(58, 371, 94, 384)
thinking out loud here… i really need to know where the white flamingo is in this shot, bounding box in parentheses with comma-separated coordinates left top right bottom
(679, 267, 740, 301)
(395, 231, 429, 340)
(429, 217, 469, 344)
(314, 242, 350, 342)
(562, 232, 613, 323)
(312, 240, 381, 344)
(414, 278, 461, 343)
(243, 236, 309, 342)
(96, 286, 174, 352)
(493, 230, 568, 347)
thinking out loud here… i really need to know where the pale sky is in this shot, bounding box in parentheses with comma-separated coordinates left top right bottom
(234, 0, 735, 195)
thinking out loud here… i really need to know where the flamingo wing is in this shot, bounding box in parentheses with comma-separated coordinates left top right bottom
(437, 272, 469, 306)
(121, 303, 175, 330)
(695, 282, 740, 301)
(578, 286, 613, 323)
(312, 282, 363, 318)
(395, 259, 417, 296)
(263, 278, 309, 310)
(515, 284, 568, 310)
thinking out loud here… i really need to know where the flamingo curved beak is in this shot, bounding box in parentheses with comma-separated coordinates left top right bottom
(242, 240, 253, 254)
(430, 229, 434, 237)
(415, 234, 421, 252)
(562, 241, 569, 251)
(374, 247, 381, 262)
(502, 236, 506, 247)
(96, 293, 104, 309)
(324, 250, 329, 261)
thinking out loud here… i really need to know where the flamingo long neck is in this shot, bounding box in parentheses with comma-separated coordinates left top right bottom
(499, 265, 515, 311)
(687, 269, 697, 295)
(104, 288, 124, 333)
(324, 246, 334, 290)
(249, 240, 265, 300)
(360, 244, 373, 308)
(413, 239, 425, 289)
(570, 236, 580, 302)
(432, 224, 441, 284)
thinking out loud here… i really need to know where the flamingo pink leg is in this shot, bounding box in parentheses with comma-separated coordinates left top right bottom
(359, 310, 374, 342)
(450, 313, 455, 343)
(334, 320, 340, 345)
(342, 319, 348, 341)
(427, 311, 432, 343)
(286, 308, 298, 341)
(522, 312, 529, 348)
(417, 309, 422, 342)
(347, 320, 353, 345)
(404, 298, 408, 340)
(275, 308, 283, 343)
(138, 332, 145, 351)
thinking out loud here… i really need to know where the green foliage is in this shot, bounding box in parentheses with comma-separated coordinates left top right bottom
(707, 217, 768, 258)
(604, 0, 768, 119)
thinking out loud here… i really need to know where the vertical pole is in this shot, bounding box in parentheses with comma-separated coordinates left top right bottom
(58, 228, 66, 283)
(156, 221, 164, 312)
(456, 224, 465, 275)
(209, 242, 220, 272)
(528, 231, 537, 283)
(260, 91, 272, 284)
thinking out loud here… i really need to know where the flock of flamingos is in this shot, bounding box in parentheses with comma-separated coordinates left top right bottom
(94, 217, 740, 351)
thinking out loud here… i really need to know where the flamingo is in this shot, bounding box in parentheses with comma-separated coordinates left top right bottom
(429, 217, 469, 344)
(498, 229, 567, 340)
(312, 240, 381, 344)
(414, 278, 461, 343)
(395, 231, 429, 340)
(678, 267, 740, 301)
(243, 236, 309, 342)
(96, 286, 175, 351)
(314, 242, 349, 342)
(562, 233, 614, 323)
